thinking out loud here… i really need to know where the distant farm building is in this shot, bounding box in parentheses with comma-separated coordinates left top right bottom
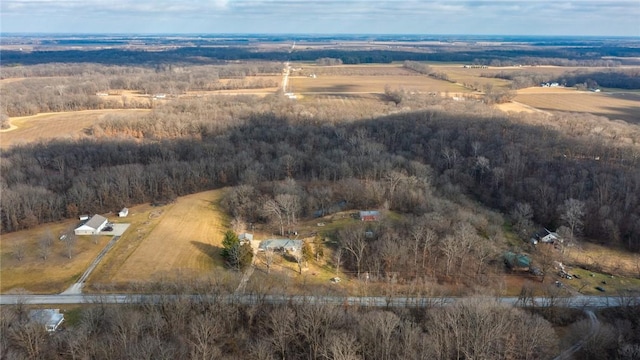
(259, 239, 302, 253)
(118, 208, 129, 217)
(79, 215, 89, 221)
(74, 214, 108, 235)
(359, 210, 381, 222)
(29, 309, 64, 332)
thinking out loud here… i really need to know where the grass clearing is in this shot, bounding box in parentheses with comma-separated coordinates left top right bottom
(0, 219, 113, 294)
(0, 109, 150, 148)
(564, 242, 640, 278)
(91, 189, 229, 286)
(566, 268, 640, 295)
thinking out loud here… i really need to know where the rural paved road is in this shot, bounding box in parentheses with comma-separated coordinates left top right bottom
(282, 61, 290, 93)
(1, 293, 637, 308)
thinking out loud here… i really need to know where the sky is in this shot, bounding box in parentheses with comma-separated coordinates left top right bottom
(1, 0, 639, 36)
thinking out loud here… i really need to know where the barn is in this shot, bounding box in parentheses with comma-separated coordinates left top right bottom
(74, 214, 108, 235)
(359, 210, 381, 222)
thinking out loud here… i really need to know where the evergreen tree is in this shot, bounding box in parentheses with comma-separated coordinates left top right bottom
(221, 230, 253, 271)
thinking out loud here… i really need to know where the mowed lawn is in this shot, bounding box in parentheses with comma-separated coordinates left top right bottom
(0, 109, 150, 148)
(0, 219, 113, 294)
(103, 190, 228, 284)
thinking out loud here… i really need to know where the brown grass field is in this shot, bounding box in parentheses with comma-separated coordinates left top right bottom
(290, 74, 468, 95)
(0, 109, 151, 148)
(289, 64, 469, 96)
(514, 87, 640, 123)
(0, 218, 113, 294)
(89, 189, 229, 287)
(430, 64, 513, 90)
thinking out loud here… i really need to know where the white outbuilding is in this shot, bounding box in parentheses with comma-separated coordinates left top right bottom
(74, 214, 108, 235)
(118, 208, 129, 217)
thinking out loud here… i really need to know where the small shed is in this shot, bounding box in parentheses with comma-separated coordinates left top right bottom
(74, 214, 108, 235)
(239, 233, 253, 244)
(359, 210, 381, 222)
(118, 208, 129, 217)
(79, 215, 89, 221)
(29, 309, 64, 332)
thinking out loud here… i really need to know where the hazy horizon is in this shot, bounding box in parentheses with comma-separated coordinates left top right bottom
(2, 1, 639, 37)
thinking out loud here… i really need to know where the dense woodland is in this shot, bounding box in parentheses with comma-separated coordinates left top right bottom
(2, 92, 640, 257)
(3, 295, 640, 360)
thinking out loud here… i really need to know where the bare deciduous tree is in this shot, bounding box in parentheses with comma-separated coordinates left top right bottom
(511, 202, 534, 238)
(275, 193, 300, 232)
(322, 331, 360, 360)
(266, 307, 295, 360)
(339, 226, 367, 279)
(263, 247, 277, 274)
(38, 235, 52, 261)
(62, 233, 77, 259)
(263, 199, 284, 236)
(13, 242, 26, 262)
(559, 198, 586, 239)
(358, 310, 400, 360)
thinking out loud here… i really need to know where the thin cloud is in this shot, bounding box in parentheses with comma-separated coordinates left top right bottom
(1, 0, 638, 35)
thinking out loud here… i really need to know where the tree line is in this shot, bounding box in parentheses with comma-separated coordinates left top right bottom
(0, 296, 562, 360)
(3, 44, 635, 66)
(1, 63, 281, 117)
(4, 293, 639, 360)
(483, 68, 640, 90)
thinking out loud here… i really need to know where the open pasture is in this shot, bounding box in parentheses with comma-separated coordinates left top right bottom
(94, 190, 228, 286)
(0, 109, 150, 148)
(514, 88, 640, 123)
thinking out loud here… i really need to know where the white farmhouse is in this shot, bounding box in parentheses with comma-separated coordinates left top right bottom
(29, 309, 64, 332)
(74, 214, 108, 235)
